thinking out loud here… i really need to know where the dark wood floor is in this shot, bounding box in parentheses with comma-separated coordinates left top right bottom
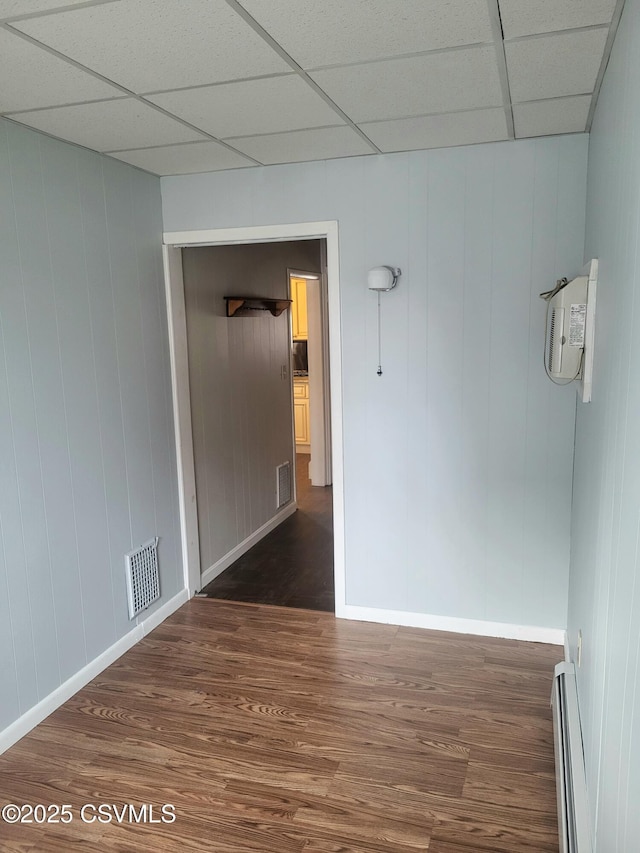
(0, 599, 561, 853)
(202, 454, 334, 612)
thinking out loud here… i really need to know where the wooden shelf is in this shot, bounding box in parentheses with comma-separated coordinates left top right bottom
(224, 296, 292, 317)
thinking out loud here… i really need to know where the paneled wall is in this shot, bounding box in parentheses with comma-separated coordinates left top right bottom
(182, 241, 321, 576)
(568, 0, 640, 847)
(0, 119, 181, 733)
(163, 134, 587, 630)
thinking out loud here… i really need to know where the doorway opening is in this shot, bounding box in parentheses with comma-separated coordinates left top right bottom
(163, 223, 344, 614)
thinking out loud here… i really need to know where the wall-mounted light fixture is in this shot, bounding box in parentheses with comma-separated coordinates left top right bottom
(367, 266, 401, 292)
(368, 266, 401, 375)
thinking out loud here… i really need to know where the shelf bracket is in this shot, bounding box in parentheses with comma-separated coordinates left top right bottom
(224, 296, 292, 317)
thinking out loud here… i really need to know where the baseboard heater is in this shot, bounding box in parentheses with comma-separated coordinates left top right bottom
(551, 662, 592, 853)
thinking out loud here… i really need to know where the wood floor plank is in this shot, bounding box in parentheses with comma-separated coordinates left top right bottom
(0, 599, 561, 852)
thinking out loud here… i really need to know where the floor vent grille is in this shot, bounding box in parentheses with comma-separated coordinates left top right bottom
(125, 537, 160, 619)
(551, 661, 592, 853)
(276, 461, 292, 509)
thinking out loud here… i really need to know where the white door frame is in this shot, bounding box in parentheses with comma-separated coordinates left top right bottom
(162, 221, 345, 613)
(288, 269, 331, 487)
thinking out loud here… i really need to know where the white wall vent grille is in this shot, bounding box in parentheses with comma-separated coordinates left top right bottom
(125, 537, 160, 619)
(276, 462, 292, 509)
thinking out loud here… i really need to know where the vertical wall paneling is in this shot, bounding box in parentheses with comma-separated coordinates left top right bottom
(0, 117, 181, 739)
(405, 154, 430, 612)
(5, 123, 62, 700)
(457, 144, 494, 618)
(360, 155, 409, 611)
(162, 134, 588, 631)
(424, 148, 467, 616)
(0, 122, 40, 718)
(568, 0, 640, 848)
(181, 241, 322, 579)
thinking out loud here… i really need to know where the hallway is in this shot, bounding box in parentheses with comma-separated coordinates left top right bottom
(201, 455, 334, 611)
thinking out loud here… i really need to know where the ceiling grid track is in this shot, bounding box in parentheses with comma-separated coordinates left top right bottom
(487, 0, 516, 139)
(222, 0, 382, 154)
(0, 0, 626, 175)
(586, 0, 627, 130)
(0, 21, 265, 165)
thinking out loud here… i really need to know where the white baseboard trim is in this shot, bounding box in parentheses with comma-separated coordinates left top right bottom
(336, 604, 566, 645)
(200, 502, 297, 589)
(140, 588, 189, 636)
(0, 589, 188, 756)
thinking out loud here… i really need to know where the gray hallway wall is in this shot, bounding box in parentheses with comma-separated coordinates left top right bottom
(182, 240, 321, 577)
(0, 118, 182, 735)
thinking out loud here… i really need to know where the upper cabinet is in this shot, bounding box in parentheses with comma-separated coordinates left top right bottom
(290, 277, 308, 340)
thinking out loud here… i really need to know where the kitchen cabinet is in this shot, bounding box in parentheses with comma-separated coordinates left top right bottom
(290, 277, 308, 340)
(293, 377, 310, 447)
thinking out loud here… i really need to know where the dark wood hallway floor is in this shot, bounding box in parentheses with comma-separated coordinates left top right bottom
(201, 455, 334, 611)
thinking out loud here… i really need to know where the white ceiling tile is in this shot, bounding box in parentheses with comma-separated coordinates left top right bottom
(13, 0, 289, 93)
(0, 29, 123, 112)
(500, 0, 618, 40)
(12, 98, 206, 151)
(109, 141, 254, 176)
(360, 109, 509, 152)
(506, 29, 609, 102)
(513, 95, 592, 137)
(0, 0, 92, 17)
(148, 76, 343, 139)
(227, 126, 373, 165)
(310, 48, 504, 123)
(237, 0, 494, 68)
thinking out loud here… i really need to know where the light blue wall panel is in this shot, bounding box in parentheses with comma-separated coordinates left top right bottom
(568, 0, 640, 848)
(162, 134, 588, 630)
(0, 118, 181, 738)
(42, 139, 116, 665)
(4, 123, 62, 700)
(0, 123, 39, 718)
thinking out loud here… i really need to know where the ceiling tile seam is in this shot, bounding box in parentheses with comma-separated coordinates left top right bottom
(352, 95, 595, 127)
(102, 139, 263, 155)
(0, 22, 266, 166)
(504, 23, 613, 45)
(303, 41, 497, 73)
(3, 95, 129, 116)
(512, 93, 594, 107)
(140, 72, 296, 98)
(355, 106, 511, 127)
(218, 123, 368, 142)
(586, 0, 627, 130)
(0, 0, 120, 25)
(486, 0, 515, 139)
(515, 130, 586, 142)
(222, 0, 381, 155)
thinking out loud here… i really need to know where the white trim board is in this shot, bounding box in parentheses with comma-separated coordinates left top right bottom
(162, 221, 346, 612)
(0, 589, 189, 755)
(339, 604, 566, 645)
(163, 244, 201, 595)
(200, 502, 297, 589)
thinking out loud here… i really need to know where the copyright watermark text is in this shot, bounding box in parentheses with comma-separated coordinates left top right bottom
(1, 803, 176, 825)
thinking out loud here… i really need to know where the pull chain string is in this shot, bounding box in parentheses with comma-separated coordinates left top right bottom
(377, 291, 382, 375)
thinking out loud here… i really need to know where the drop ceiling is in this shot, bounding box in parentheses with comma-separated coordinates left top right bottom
(0, 0, 624, 176)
